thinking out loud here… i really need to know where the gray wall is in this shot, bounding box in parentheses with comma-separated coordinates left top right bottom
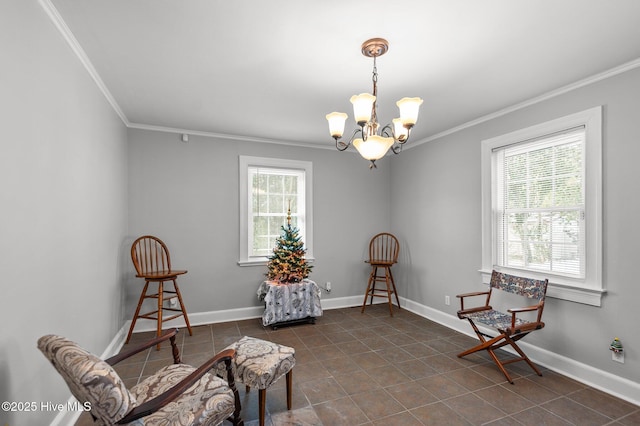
(127, 129, 392, 316)
(390, 67, 640, 383)
(1, 1, 129, 425)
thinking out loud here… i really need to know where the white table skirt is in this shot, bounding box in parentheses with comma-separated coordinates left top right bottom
(257, 279, 323, 326)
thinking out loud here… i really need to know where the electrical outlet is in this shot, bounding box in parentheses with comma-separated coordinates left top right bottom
(169, 297, 178, 308)
(326, 282, 332, 292)
(445, 295, 450, 306)
(612, 351, 624, 363)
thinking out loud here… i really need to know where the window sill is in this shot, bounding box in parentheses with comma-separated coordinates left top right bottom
(479, 269, 605, 307)
(237, 259, 268, 267)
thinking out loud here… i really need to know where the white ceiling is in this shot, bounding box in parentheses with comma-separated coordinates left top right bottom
(48, 0, 640, 148)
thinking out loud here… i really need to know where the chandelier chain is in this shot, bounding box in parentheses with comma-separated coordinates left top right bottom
(371, 56, 379, 128)
(372, 56, 378, 84)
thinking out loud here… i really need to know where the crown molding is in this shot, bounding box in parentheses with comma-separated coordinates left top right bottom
(409, 57, 640, 148)
(39, 0, 129, 126)
(127, 122, 338, 150)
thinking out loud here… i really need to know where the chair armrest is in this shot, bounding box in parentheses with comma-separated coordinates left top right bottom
(457, 306, 492, 316)
(508, 305, 544, 332)
(106, 329, 180, 366)
(456, 291, 491, 312)
(456, 291, 490, 298)
(116, 348, 236, 424)
(507, 305, 539, 314)
(511, 321, 545, 334)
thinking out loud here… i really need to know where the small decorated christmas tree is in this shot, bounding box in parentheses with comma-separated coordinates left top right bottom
(266, 205, 312, 283)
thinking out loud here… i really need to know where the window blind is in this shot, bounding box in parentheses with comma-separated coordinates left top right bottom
(249, 166, 305, 257)
(495, 126, 585, 277)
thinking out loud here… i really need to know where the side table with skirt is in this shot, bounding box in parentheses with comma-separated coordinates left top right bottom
(257, 279, 323, 329)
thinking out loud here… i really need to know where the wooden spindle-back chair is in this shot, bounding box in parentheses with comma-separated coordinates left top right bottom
(127, 235, 192, 349)
(361, 232, 400, 316)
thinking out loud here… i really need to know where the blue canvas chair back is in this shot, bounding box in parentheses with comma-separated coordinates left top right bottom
(490, 270, 548, 301)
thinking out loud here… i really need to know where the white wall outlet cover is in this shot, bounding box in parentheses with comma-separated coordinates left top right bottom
(612, 351, 624, 363)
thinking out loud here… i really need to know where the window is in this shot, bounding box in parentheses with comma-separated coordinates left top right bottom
(238, 156, 313, 266)
(249, 167, 304, 257)
(481, 107, 603, 305)
(496, 128, 585, 277)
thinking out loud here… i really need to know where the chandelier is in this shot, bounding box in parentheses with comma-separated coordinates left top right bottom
(326, 38, 423, 168)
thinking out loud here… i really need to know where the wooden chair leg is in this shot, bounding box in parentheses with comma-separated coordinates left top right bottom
(487, 347, 514, 384)
(506, 336, 543, 377)
(361, 269, 375, 313)
(457, 332, 504, 358)
(258, 388, 266, 426)
(286, 370, 292, 410)
(385, 268, 394, 316)
(369, 266, 378, 306)
(126, 281, 149, 344)
(388, 268, 401, 310)
(156, 281, 163, 350)
(172, 279, 193, 336)
(226, 365, 244, 426)
(458, 335, 515, 384)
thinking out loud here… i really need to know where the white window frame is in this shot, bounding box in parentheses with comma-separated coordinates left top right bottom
(238, 156, 313, 266)
(480, 106, 603, 306)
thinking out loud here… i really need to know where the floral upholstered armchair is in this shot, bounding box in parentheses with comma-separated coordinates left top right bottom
(38, 329, 243, 425)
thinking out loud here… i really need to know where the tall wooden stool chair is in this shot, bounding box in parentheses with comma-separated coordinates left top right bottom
(126, 235, 193, 349)
(361, 232, 401, 316)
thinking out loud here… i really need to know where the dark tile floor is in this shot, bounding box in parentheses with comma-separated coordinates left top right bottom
(77, 305, 640, 425)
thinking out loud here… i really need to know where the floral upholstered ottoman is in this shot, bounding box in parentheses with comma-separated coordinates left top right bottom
(220, 336, 295, 426)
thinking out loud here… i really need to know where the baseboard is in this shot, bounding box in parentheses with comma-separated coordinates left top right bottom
(126, 296, 377, 334)
(127, 305, 266, 334)
(50, 295, 639, 425)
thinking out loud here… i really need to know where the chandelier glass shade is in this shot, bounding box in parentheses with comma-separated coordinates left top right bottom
(353, 135, 394, 161)
(326, 38, 423, 168)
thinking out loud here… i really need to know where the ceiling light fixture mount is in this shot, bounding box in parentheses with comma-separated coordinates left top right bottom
(326, 38, 423, 168)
